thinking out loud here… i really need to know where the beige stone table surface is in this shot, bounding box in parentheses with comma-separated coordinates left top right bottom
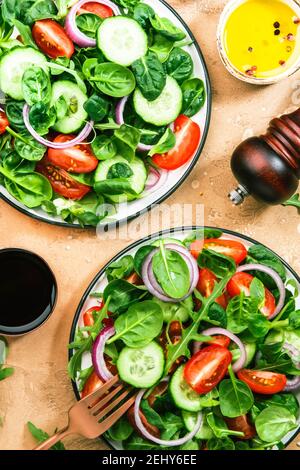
(0, 0, 300, 451)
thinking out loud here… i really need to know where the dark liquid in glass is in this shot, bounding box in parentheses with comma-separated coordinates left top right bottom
(0, 249, 56, 329)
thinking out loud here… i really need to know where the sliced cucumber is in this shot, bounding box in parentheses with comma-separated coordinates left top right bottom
(0, 47, 47, 100)
(117, 341, 164, 388)
(169, 365, 202, 412)
(51, 80, 88, 134)
(231, 342, 256, 367)
(94, 155, 147, 203)
(151, 238, 185, 248)
(97, 16, 148, 67)
(182, 411, 213, 440)
(133, 75, 182, 126)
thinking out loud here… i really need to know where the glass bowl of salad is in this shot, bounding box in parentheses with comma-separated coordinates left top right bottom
(0, 0, 211, 228)
(69, 227, 300, 451)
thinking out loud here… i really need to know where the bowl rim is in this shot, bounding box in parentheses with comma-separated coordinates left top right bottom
(0, 248, 57, 335)
(68, 225, 300, 450)
(216, 0, 300, 85)
(0, 0, 212, 230)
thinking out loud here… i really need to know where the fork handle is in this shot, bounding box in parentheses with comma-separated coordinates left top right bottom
(34, 426, 70, 450)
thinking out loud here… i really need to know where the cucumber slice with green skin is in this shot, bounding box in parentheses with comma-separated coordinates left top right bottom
(117, 341, 164, 388)
(51, 80, 88, 134)
(182, 411, 213, 440)
(94, 155, 147, 203)
(97, 16, 148, 67)
(230, 342, 256, 367)
(0, 47, 47, 100)
(133, 76, 182, 126)
(169, 365, 202, 412)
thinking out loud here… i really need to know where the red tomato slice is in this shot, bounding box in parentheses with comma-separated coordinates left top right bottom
(81, 371, 103, 398)
(184, 345, 232, 394)
(32, 19, 74, 59)
(152, 115, 201, 170)
(191, 238, 247, 264)
(47, 135, 98, 174)
(78, 1, 114, 17)
(227, 272, 276, 318)
(197, 268, 228, 309)
(0, 110, 9, 134)
(83, 305, 103, 327)
(237, 369, 287, 395)
(206, 335, 231, 348)
(36, 158, 91, 200)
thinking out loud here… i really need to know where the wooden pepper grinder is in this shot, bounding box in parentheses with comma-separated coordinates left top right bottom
(229, 108, 300, 205)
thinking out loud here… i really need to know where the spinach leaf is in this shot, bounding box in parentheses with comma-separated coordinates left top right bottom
(207, 437, 235, 450)
(250, 277, 265, 306)
(206, 412, 244, 438)
(180, 440, 199, 450)
(107, 162, 133, 179)
(133, 3, 155, 29)
(103, 279, 148, 314)
(199, 389, 220, 408)
(148, 128, 175, 157)
(283, 193, 300, 210)
(134, 245, 154, 276)
(226, 292, 258, 334)
(76, 13, 102, 39)
(1, 0, 17, 24)
(166, 47, 193, 84)
(29, 103, 56, 136)
(205, 302, 227, 328)
(2, 152, 35, 174)
(22, 66, 51, 106)
(13, 19, 37, 48)
(92, 135, 117, 160)
(289, 310, 300, 329)
(83, 94, 109, 122)
(107, 300, 163, 348)
(27, 422, 65, 450)
(152, 242, 190, 299)
(198, 248, 236, 278)
(106, 416, 133, 441)
(19, 0, 58, 25)
(94, 179, 137, 196)
(106, 255, 134, 282)
(181, 78, 206, 117)
(8, 129, 47, 161)
(90, 63, 136, 98)
(246, 244, 286, 288)
(160, 412, 184, 440)
(255, 406, 297, 443)
(5, 101, 26, 130)
(150, 15, 186, 42)
(132, 51, 166, 101)
(124, 433, 159, 450)
(149, 34, 174, 62)
(0, 165, 52, 208)
(114, 124, 141, 161)
(141, 400, 166, 430)
(183, 228, 223, 247)
(254, 393, 299, 418)
(219, 366, 254, 418)
(114, 0, 141, 13)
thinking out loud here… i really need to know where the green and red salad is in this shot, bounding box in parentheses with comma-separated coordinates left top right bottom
(0, 0, 205, 226)
(68, 229, 300, 450)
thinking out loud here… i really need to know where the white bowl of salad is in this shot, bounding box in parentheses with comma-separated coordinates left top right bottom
(69, 227, 300, 450)
(0, 0, 211, 228)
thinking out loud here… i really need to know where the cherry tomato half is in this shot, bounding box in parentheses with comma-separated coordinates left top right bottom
(37, 158, 91, 200)
(206, 335, 231, 348)
(152, 115, 201, 170)
(47, 135, 98, 174)
(78, 1, 114, 17)
(0, 110, 9, 134)
(197, 268, 228, 309)
(184, 345, 232, 394)
(81, 371, 103, 398)
(227, 272, 276, 318)
(237, 369, 287, 395)
(32, 20, 74, 59)
(83, 305, 103, 327)
(191, 238, 247, 265)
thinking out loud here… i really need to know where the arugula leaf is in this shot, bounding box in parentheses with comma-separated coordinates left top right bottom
(27, 422, 65, 450)
(148, 128, 175, 157)
(0, 367, 14, 381)
(103, 279, 148, 314)
(226, 292, 258, 334)
(141, 400, 166, 430)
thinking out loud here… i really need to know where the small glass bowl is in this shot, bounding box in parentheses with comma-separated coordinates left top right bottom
(217, 0, 300, 85)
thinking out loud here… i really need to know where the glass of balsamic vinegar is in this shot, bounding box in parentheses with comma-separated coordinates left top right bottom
(0, 249, 57, 335)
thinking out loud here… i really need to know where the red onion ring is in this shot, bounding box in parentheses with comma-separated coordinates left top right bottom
(193, 327, 247, 372)
(115, 95, 128, 125)
(134, 386, 203, 446)
(145, 167, 161, 190)
(141, 244, 199, 302)
(65, 0, 120, 48)
(284, 376, 300, 391)
(283, 342, 300, 369)
(144, 168, 168, 193)
(23, 104, 94, 149)
(92, 325, 115, 382)
(236, 263, 286, 320)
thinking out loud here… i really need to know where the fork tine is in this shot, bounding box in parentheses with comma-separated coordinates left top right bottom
(97, 394, 138, 434)
(93, 387, 132, 418)
(81, 375, 119, 408)
(90, 383, 125, 413)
